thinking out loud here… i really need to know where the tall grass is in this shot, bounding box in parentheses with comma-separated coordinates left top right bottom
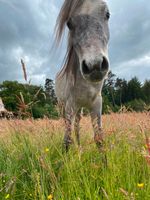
(0, 113, 150, 200)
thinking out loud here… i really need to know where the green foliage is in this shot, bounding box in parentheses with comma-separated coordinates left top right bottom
(102, 94, 114, 114)
(126, 99, 146, 112)
(31, 104, 59, 119)
(0, 81, 25, 111)
(142, 80, 150, 103)
(32, 105, 47, 119)
(0, 80, 58, 118)
(102, 74, 150, 113)
(44, 104, 59, 119)
(0, 74, 150, 118)
(103, 71, 116, 107)
(126, 77, 142, 102)
(45, 78, 57, 105)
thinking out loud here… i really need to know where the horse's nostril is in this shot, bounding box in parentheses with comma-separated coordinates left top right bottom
(82, 60, 91, 74)
(101, 57, 109, 72)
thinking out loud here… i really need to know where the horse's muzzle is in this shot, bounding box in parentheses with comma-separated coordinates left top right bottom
(82, 57, 109, 82)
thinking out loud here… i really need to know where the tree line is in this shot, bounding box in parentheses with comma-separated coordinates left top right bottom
(0, 72, 149, 118)
(102, 72, 150, 113)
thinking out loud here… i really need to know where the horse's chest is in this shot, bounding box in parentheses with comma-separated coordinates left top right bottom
(75, 85, 100, 107)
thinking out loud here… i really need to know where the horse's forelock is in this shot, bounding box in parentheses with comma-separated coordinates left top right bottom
(55, 0, 82, 45)
(54, 0, 82, 80)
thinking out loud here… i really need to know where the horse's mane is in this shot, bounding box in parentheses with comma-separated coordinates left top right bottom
(55, 0, 83, 79)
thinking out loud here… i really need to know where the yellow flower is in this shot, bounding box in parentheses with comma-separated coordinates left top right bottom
(48, 194, 53, 200)
(137, 183, 144, 188)
(45, 148, 49, 153)
(5, 194, 10, 199)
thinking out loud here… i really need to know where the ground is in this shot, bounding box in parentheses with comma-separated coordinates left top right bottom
(0, 112, 150, 200)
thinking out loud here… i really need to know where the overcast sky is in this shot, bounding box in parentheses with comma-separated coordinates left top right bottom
(0, 0, 150, 85)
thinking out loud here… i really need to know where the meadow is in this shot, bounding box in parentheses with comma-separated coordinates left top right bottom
(0, 112, 150, 200)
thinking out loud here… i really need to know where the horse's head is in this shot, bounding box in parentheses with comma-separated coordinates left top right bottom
(67, 0, 110, 82)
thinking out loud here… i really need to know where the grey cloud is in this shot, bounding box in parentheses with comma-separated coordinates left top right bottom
(0, 0, 61, 85)
(113, 53, 150, 82)
(108, 0, 150, 76)
(0, 0, 150, 85)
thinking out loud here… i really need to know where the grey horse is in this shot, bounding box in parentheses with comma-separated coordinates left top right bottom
(55, 0, 110, 151)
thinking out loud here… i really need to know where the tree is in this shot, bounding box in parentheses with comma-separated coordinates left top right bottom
(115, 78, 128, 105)
(44, 78, 57, 105)
(142, 80, 150, 103)
(126, 77, 142, 102)
(103, 71, 116, 107)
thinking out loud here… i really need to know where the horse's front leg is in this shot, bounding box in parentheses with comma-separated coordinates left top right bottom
(74, 109, 81, 147)
(90, 96, 104, 150)
(63, 104, 75, 152)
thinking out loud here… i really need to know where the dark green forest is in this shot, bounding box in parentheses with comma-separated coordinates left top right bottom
(0, 72, 150, 118)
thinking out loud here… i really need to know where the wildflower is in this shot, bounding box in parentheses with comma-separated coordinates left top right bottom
(5, 194, 10, 199)
(45, 148, 49, 153)
(137, 183, 144, 188)
(48, 194, 53, 200)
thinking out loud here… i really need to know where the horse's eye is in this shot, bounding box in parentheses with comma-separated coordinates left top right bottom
(67, 18, 74, 30)
(106, 11, 110, 20)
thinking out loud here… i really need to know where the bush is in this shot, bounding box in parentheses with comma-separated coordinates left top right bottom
(103, 95, 114, 114)
(44, 104, 59, 119)
(32, 105, 46, 118)
(125, 99, 146, 112)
